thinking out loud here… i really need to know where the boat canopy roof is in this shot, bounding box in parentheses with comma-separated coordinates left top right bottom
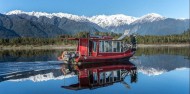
(67, 36, 114, 41)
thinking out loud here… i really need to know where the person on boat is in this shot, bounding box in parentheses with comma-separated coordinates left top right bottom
(130, 35, 136, 45)
(130, 35, 137, 49)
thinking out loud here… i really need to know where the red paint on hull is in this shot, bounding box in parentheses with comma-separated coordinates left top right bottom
(76, 51, 134, 63)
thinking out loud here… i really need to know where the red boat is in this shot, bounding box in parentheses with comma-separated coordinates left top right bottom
(61, 61, 137, 90)
(58, 34, 136, 64)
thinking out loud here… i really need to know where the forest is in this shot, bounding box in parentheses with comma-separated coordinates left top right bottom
(0, 29, 189, 46)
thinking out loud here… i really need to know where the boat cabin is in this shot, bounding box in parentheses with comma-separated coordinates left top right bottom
(58, 34, 136, 63)
(69, 36, 132, 57)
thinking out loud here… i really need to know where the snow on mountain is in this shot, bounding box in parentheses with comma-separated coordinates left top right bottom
(6, 10, 137, 27)
(132, 13, 166, 24)
(177, 18, 188, 21)
(6, 10, 89, 22)
(4, 10, 189, 36)
(6, 10, 165, 27)
(88, 14, 137, 27)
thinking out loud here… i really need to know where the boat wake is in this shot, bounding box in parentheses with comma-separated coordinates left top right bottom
(0, 61, 63, 76)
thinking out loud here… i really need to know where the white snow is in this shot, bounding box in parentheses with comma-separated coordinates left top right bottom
(133, 13, 165, 24)
(177, 18, 188, 21)
(6, 10, 167, 27)
(6, 10, 88, 22)
(88, 14, 137, 27)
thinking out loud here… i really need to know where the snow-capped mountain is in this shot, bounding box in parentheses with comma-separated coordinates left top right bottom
(0, 10, 189, 38)
(6, 10, 88, 22)
(89, 14, 137, 27)
(1, 10, 107, 38)
(132, 13, 166, 24)
(5, 10, 165, 27)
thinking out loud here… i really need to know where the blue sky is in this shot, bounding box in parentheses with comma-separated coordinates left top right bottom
(0, 0, 189, 18)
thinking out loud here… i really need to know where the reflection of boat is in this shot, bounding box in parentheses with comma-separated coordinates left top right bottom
(58, 34, 136, 64)
(61, 61, 137, 90)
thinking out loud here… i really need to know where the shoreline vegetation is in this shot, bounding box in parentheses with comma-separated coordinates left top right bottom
(0, 44, 189, 50)
(0, 29, 189, 50)
(137, 44, 190, 47)
(0, 45, 76, 50)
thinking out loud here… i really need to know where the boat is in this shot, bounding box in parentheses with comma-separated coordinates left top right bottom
(61, 61, 137, 90)
(58, 33, 137, 64)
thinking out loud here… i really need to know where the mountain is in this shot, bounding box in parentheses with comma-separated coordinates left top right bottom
(0, 26, 20, 38)
(89, 13, 189, 35)
(6, 10, 88, 22)
(104, 13, 189, 34)
(133, 13, 165, 24)
(0, 14, 69, 38)
(0, 10, 189, 38)
(0, 10, 106, 38)
(128, 14, 189, 35)
(6, 10, 107, 34)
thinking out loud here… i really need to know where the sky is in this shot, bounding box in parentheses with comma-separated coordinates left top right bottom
(0, 0, 189, 18)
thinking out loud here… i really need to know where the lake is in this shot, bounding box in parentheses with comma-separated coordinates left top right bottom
(0, 47, 189, 94)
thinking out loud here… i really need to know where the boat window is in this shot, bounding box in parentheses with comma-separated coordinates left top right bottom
(93, 41, 97, 52)
(104, 41, 112, 52)
(104, 41, 108, 52)
(112, 41, 117, 52)
(108, 41, 112, 52)
(99, 41, 123, 52)
(93, 72, 98, 84)
(121, 41, 124, 52)
(99, 41, 104, 52)
(116, 42, 121, 52)
(99, 72, 104, 84)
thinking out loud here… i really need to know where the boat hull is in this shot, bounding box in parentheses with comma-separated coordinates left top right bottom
(76, 51, 135, 63)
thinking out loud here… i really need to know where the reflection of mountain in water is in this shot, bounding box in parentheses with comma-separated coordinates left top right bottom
(0, 61, 63, 75)
(0, 61, 138, 90)
(0, 49, 189, 83)
(0, 68, 75, 82)
(132, 54, 190, 76)
(0, 61, 77, 82)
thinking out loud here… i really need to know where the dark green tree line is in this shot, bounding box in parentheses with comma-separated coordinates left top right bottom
(0, 29, 189, 46)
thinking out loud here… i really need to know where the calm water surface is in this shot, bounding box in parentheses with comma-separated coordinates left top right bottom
(0, 47, 189, 94)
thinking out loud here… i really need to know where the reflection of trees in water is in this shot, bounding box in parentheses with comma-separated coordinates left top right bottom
(0, 47, 189, 62)
(136, 47, 190, 59)
(0, 49, 75, 62)
(0, 50, 63, 62)
(0, 50, 56, 56)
